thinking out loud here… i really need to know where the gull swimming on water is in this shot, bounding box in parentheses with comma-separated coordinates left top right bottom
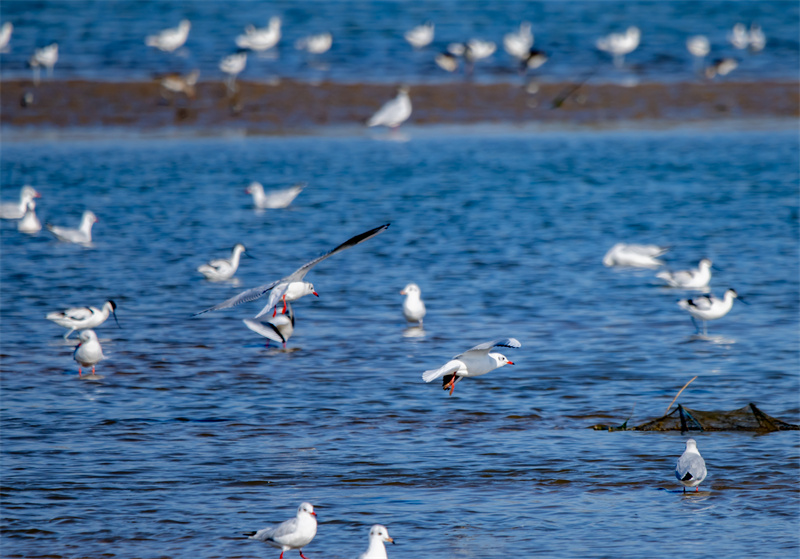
(46, 210, 97, 244)
(405, 22, 434, 49)
(145, 20, 191, 52)
(656, 258, 712, 289)
(596, 26, 640, 67)
(423, 338, 521, 395)
(73, 330, 106, 377)
(675, 438, 707, 492)
(295, 32, 332, 54)
(358, 524, 395, 559)
(367, 87, 412, 129)
(198, 243, 247, 281)
(677, 288, 745, 335)
(244, 502, 317, 559)
(47, 300, 120, 339)
(236, 17, 281, 52)
(603, 243, 668, 268)
(400, 283, 426, 327)
(0, 185, 41, 219)
(196, 223, 389, 318)
(503, 21, 534, 60)
(246, 181, 305, 209)
(29, 43, 58, 85)
(243, 302, 295, 348)
(17, 200, 41, 234)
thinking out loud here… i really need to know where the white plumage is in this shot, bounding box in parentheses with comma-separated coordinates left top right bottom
(675, 438, 707, 492)
(236, 17, 281, 51)
(404, 22, 434, 49)
(47, 300, 119, 339)
(358, 524, 394, 559)
(246, 181, 305, 209)
(677, 288, 743, 335)
(245, 502, 317, 559)
(503, 21, 534, 60)
(423, 338, 521, 395)
(399, 283, 426, 326)
(0, 185, 41, 219)
(596, 26, 640, 67)
(295, 32, 332, 54)
(243, 302, 295, 348)
(686, 35, 710, 58)
(198, 244, 247, 281)
(73, 330, 106, 377)
(367, 87, 412, 129)
(46, 210, 98, 244)
(656, 258, 712, 289)
(603, 243, 668, 268)
(145, 20, 190, 52)
(18, 200, 41, 234)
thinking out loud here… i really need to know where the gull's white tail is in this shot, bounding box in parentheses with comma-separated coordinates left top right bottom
(422, 361, 459, 382)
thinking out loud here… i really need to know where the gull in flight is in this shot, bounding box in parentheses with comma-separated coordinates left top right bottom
(0, 185, 41, 219)
(244, 502, 317, 559)
(423, 338, 521, 395)
(145, 20, 191, 52)
(196, 223, 389, 318)
(243, 302, 295, 348)
(603, 243, 668, 268)
(367, 87, 412, 129)
(677, 288, 746, 335)
(596, 26, 640, 67)
(18, 200, 41, 234)
(236, 17, 281, 52)
(358, 524, 395, 559)
(47, 300, 120, 339)
(198, 243, 248, 281)
(46, 210, 98, 245)
(675, 438, 707, 492)
(73, 330, 106, 377)
(656, 258, 712, 289)
(246, 181, 305, 209)
(400, 283, 426, 327)
(405, 22, 434, 49)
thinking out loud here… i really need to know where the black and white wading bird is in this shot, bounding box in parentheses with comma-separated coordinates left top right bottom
(677, 288, 746, 335)
(47, 300, 120, 339)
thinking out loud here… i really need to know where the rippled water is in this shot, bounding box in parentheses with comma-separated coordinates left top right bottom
(1, 127, 799, 558)
(1, 1, 798, 84)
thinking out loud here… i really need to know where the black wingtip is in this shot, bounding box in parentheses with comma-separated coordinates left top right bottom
(243, 531, 257, 537)
(681, 472, 693, 481)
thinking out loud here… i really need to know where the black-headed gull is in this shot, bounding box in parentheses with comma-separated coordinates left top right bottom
(675, 438, 707, 492)
(236, 17, 281, 52)
(73, 330, 106, 377)
(503, 21, 533, 60)
(405, 22, 434, 49)
(197, 223, 389, 318)
(423, 338, 521, 395)
(295, 32, 332, 54)
(198, 244, 247, 281)
(367, 87, 411, 129)
(47, 300, 120, 339)
(400, 283, 426, 327)
(0, 22, 13, 52)
(677, 288, 745, 335)
(243, 302, 295, 348)
(46, 210, 98, 244)
(0, 185, 41, 219)
(18, 200, 41, 234)
(656, 258, 712, 289)
(596, 26, 640, 67)
(244, 502, 317, 559)
(145, 20, 191, 52)
(603, 243, 668, 268)
(358, 524, 395, 559)
(246, 181, 305, 209)
(30, 43, 58, 84)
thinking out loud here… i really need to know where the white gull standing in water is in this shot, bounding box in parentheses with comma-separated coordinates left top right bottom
(400, 283, 426, 327)
(243, 302, 295, 348)
(246, 181, 305, 209)
(47, 300, 120, 339)
(46, 210, 97, 244)
(677, 288, 745, 335)
(145, 20, 191, 52)
(29, 43, 58, 85)
(675, 438, 707, 492)
(236, 17, 281, 52)
(596, 26, 640, 67)
(244, 502, 317, 559)
(197, 243, 247, 281)
(17, 200, 41, 234)
(423, 338, 521, 395)
(73, 330, 107, 378)
(503, 21, 534, 60)
(405, 22, 434, 49)
(656, 258, 712, 289)
(686, 35, 710, 58)
(0, 185, 41, 219)
(219, 50, 247, 93)
(358, 524, 395, 559)
(196, 223, 389, 318)
(295, 32, 332, 54)
(367, 87, 412, 129)
(603, 243, 668, 268)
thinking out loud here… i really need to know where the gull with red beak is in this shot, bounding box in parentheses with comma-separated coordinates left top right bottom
(422, 338, 521, 395)
(244, 502, 317, 559)
(196, 224, 389, 318)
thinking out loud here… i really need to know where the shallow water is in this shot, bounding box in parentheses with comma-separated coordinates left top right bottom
(1, 127, 799, 558)
(1, 1, 799, 84)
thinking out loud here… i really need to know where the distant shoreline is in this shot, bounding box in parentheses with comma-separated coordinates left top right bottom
(1, 79, 797, 134)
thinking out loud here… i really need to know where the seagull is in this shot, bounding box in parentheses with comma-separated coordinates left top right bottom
(295, 32, 332, 54)
(160, 69, 200, 100)
(196, 223, 389, 319)
(46, 210, 98, 244)
(449, 39, 496, 63)
(358, 524, 395, 559)
(400, 283, 426, 327)
(503, 21, 534, 60)
(244, 502, 317, 559)
(47, 300, 120, 339)
(367, 87, 412, 129)
(243, 302, 295, 348)
(677, 288, 745, 335)
(73, 330, 106, 377)
(603, 243, 668, 268)
(728, 23, 749, 50)
(0, 185, 41, 219)
(675, 438, 707, 492)
(29, 43, 58, 85)
(246, 181, 305, 209)
(17, 200, 41, 234)
(422, 338, 521, 395)
(435, 51, 459, 72)
(521, 49, 548, 73)
(748, 23, 766, 52)
(146, 20, 191, 52)
(236, 17, 281, 52)
(705, 58, 738, 79)
(656, 258, 712, 289)
(596, 26, 640, 67)
(686, 35, 710, 58)
(0, 22, 13, 52)
(219, 50, 247, 93)
(198, 243, 247, 281)
(405, 22, 434, 49)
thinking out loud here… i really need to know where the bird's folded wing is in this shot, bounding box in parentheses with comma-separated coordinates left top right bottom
(266, 517, 298, 539)
(462, 338, 521, 355)
(195, 279, 281, 315)
(63, 307, 93, 320)
(687, 295, 713, 310)
(422, 360, 461, 383)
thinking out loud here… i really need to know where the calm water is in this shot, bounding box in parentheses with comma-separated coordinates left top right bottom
(1, 1, 799, 84)
(1, 127, 799, 558)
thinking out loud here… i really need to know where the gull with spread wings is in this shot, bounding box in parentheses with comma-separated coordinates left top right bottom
(196, 224, 389, 318)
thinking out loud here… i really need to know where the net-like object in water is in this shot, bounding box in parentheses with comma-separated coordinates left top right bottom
(633, 403, 799, 433)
